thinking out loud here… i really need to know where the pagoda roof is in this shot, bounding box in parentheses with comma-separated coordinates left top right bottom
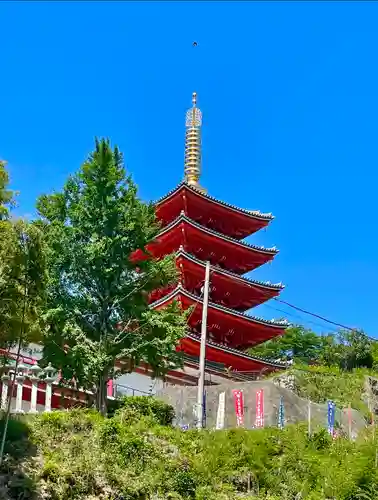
(151, 284, 288, 347)
(184, 331, 286, 370)
(132, 214, 278, 274)
(177, 249, 284, 292)
(150, 249, 283, 311)
(158, 214, 278, 255)
(155, 182, 274, 239)
(155, 182, 274, 222)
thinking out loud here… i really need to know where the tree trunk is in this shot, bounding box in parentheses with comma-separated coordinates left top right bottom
(96, 372, 108, 416)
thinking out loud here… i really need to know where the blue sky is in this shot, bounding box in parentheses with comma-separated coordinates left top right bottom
(1, 1, 377, 336)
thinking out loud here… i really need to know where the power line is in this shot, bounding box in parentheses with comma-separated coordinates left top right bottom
(263, 303, 340, 334)
(195, 262, 368, 336)
(273, 297, 359, 333)
(187, 264, 371, 340)
(236, 269, 366, 334)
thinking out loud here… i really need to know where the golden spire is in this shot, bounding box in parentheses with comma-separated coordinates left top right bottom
(184, 92, 205, 192)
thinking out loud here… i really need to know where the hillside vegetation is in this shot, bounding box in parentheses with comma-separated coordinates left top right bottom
(1, 397, 378, 500)
(274, 365, 372, 417)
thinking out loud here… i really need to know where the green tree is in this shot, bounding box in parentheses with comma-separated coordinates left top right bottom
(249, 325, 324, 363)
(320, 329, 373, 370)
(0, 160, 16, 220)
(0, 219, 48, 467)
(37, 138, 187, 414)
(0, 219, 48, 349)
(371, 341, 378, 371)
(251, 323, 374, 371)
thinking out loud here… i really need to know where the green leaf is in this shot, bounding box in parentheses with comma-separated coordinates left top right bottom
(38, 138, 187, 413)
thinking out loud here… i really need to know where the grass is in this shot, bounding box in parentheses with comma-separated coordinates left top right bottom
(0, 400, 378, 499)
(0, 367, 377, 499)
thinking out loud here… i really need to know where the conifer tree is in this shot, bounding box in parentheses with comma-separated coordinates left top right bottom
(0, 161, 46, 348)
(37, 139, 187, 413)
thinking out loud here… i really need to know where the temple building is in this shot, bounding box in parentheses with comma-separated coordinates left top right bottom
(126, 92, 288, 390)
(0, 93, 288, 411)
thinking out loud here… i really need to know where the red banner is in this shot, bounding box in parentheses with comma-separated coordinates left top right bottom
(255, 389, 264, 428)
(232, 389, 244, 427)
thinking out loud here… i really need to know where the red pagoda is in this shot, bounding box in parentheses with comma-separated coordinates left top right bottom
(134, 93, 288, 385)
(0, 93, 288, 414)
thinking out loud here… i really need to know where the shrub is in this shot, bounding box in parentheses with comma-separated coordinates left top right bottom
(114, 396, 175, 426)
(0, 415, 30, 442)
(98, 418, 122, 445)
(4, 406, 378, 499)
(171, 468, 197, 498)
(0, 415, 33, 460)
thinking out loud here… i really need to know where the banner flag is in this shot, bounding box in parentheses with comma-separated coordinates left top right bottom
(232, 389, 244, 427)
(327, 400, 335, 436)
(278, 396, 285, 429)
(255, 389, 264, 428)
(216, 392, 226, 430)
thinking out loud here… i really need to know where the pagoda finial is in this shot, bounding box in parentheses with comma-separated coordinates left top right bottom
(184, 92, 205, 192)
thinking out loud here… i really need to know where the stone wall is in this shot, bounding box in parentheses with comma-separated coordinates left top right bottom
(156, 379, 365, 434)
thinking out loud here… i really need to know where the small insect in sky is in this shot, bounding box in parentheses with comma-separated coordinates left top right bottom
(193, 41, 198, 47)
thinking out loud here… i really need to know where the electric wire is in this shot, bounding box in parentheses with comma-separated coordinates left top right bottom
(190, 261, 368, 343)
(273, 297, 358, 333)
(230, 266, 366, 335)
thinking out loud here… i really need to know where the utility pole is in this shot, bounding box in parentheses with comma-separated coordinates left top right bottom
(196, 260, 211, 429)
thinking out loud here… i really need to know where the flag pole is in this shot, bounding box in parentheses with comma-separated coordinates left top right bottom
(196, 260, 211, 429)
(308, 400, 311, 437)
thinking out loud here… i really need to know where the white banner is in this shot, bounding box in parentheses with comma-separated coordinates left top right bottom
(216, 392, 226, 430)
(255, 389, 264, 428)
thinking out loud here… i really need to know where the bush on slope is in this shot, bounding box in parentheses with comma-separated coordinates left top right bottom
(1, 400, 378, 499)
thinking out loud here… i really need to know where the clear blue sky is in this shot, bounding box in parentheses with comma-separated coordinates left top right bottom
(1, 1, 377, 336)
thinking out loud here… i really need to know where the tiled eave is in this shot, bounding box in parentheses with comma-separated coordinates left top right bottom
(150, 284, 289, 328)
(156, 213, 278, 255)
(154, 182, 274, 221)
(176, 249, 285, 291)
(186, 332, 287, 369)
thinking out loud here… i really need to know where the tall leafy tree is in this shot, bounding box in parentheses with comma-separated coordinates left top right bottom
(0, 160, 16, 220)
(37, 138, 187, 413)
(0, 220, 47, 349)
(319, 329, 373, 370)
(249, 325, 324, 363)
(0, 159, 46, 348)
(250, 323, 374, 371)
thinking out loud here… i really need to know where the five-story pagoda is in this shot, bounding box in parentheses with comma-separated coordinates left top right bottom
(133, 93, 288, 385)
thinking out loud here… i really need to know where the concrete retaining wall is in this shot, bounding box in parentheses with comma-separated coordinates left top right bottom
(157, 379, 366, 434)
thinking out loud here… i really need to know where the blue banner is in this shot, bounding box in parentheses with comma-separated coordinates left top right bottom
(278, 396, 285, 429)
(327, 400, 335, 436)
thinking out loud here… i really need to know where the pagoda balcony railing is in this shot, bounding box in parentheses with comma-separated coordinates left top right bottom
(112, 383, 151, 398)
(182, 353, 258, 382)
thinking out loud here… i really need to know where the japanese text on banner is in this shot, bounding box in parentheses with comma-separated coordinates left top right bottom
(232, 389, 244, 427)
(255, 389, 264, 428)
